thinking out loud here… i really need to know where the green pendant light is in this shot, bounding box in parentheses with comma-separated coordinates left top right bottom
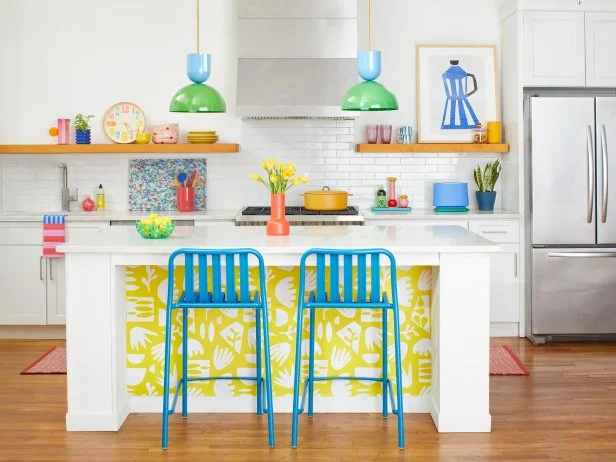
(169, 0, 226, 113)
(341, 0, 398, 111)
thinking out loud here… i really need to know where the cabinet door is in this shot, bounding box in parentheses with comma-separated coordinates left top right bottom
(46, 258, 66, 325)
(490, 244, 520, 323)
(523, 11, 586, 86)
(585, 13, 616, 87)
(0, 246, 47, 325)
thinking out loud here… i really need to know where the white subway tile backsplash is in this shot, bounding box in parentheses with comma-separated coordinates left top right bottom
(1, 120, 503, 212)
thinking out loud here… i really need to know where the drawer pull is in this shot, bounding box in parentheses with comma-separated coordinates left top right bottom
(548, 252, 616, 258)
(481, 230, 508, 234)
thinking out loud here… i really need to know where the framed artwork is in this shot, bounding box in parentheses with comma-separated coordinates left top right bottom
(416, 45, 499, 143)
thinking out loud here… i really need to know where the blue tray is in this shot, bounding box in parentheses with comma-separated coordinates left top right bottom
(371, 207, 412, 213)
(434, 206, 469, 213)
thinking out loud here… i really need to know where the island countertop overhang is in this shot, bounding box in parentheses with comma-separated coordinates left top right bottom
(57, 224, 500, 255)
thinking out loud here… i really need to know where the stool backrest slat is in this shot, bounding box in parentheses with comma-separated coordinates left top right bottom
(299, 248, 398, 306)
(167, 248, 265, 306)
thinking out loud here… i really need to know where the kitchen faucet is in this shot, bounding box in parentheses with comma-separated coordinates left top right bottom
(59, 163, 78, 211)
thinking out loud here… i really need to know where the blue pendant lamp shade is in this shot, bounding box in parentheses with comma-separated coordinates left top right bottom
(169, 0, 226, 113)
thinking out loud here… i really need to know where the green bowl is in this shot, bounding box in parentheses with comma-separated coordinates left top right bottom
(135, 220, 175, 239)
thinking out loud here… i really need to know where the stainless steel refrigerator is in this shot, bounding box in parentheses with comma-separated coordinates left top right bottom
(530, 96, 616, 340)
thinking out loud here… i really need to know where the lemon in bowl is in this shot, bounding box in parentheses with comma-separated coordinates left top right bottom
(136, 214, 175, 239)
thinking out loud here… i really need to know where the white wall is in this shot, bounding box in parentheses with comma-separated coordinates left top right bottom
(0, 0, 507, 212)
(355, 0, 505, 207)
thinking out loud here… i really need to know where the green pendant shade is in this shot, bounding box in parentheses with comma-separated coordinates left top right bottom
(169, 83, 226, 113)
(341, 80, 398, 111)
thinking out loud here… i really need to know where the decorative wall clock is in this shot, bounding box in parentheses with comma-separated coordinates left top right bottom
(103, 102, 146, 144)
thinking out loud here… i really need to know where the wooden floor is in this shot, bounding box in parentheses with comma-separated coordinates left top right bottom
(0, 338, 615, 461)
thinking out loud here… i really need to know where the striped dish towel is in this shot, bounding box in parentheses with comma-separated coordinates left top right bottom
(43, 215, 66, 258)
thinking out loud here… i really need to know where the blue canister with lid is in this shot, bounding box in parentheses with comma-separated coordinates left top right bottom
(432, 182, 469, 207)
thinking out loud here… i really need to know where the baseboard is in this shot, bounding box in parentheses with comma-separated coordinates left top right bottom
(490, 322, 519, 337)
(0, 325, 66, 339)
(66, 401, 130, 431)
(130, 395, 431, 414)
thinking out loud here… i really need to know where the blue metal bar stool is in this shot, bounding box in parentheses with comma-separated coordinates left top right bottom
(291, 248, 405, 449)
(161, 248, 275, 449)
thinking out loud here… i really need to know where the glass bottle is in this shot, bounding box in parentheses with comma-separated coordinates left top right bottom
(376, 185, 387, 208)
(387, 177, 397, 207)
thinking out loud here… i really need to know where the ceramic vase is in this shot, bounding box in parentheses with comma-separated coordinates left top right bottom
(476, 191, 496, 211)
(75, 129, 91, 144)
(267, 194, 290, 236)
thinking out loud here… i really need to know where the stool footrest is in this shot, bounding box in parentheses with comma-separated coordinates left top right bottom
(185, 376, 260, 382)
(310, 376, 386, 382)
(165, 376, 266, 416)
(296, 377, 398, 415)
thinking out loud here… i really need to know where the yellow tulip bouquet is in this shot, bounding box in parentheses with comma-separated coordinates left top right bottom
(249, 158, 309, 194)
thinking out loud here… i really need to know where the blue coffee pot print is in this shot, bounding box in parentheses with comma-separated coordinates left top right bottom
(441, 60, 479, 129)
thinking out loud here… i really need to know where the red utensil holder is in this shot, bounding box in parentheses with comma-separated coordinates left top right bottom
(177, 187, 195, 212)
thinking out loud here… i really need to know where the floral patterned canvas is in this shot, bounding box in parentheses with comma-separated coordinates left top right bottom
(126, 265, 432, 398)
(128, 158, 207, 211)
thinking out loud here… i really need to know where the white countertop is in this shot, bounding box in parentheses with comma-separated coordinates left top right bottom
(58, 224, 500, 255)
(0, 209, 237, 222)
(360, 208, 519, 220)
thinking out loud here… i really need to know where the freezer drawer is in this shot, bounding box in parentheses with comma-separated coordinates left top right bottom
(532, 248, 616, 334)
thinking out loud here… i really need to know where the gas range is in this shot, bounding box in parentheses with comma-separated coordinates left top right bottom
(235, 206, 364, 226)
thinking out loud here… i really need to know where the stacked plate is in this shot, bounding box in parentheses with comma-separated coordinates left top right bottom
(187, 131, 218, 144)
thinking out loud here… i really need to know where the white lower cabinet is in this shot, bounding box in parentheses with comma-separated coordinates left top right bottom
(0, 223, 105, 326)
(469, 220, 521, 335)
(46, 258, 66, 325)
(0, 245, 47, 325)
(488, 244, 520, 323)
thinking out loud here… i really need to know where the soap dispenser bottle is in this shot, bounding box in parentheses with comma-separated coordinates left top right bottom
(96, 184, 105, 211)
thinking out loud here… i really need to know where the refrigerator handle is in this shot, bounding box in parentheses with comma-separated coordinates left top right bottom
(601, 124, 608, 224)
(586, 125, 595, 224)
(548, 252, 616, 258)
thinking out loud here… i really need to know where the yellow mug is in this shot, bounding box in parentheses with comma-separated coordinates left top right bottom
(136, 132, 151, 144)
(487, 121, 501, 144)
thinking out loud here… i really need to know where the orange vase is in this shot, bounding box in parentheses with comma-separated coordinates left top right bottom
(267, 194, 290, 236)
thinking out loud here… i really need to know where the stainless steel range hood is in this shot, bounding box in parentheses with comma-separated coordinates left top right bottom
(236, 0, 359, 119)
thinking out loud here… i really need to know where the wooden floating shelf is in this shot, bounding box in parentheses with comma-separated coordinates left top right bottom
(0, 143, 240, 154)
(356, 143, 510, 153)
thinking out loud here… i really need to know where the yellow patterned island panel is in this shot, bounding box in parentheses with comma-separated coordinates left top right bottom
(126, 266, 432, 397)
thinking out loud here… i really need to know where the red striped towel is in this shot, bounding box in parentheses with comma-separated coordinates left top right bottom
(43, 215, 66, 258)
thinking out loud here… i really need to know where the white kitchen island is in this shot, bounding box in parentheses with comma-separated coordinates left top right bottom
(58, 224, 498, 434)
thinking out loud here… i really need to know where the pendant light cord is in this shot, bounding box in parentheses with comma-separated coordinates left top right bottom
(368, 0, 371, 50)
(196, 0, 200, 53)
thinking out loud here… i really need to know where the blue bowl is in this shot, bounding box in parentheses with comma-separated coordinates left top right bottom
(433, 182, 469, 207)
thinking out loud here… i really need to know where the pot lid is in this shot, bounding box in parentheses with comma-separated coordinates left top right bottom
(304, 186, 348, 195)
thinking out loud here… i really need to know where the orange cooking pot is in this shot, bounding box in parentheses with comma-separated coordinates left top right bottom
(300, 186, 352, 211)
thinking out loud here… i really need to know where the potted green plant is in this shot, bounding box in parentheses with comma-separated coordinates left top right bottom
(473, 159, 502, 211)
(74, 113, 94, 144)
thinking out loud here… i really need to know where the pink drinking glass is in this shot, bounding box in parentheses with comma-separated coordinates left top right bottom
(379, 125, 392, 144)
(58, 118, 70, 145)
(366, 125, 378, 144)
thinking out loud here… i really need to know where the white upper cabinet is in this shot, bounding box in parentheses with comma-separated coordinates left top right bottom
(585, 13, 616, 87)
(523, 11, 586, 86)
